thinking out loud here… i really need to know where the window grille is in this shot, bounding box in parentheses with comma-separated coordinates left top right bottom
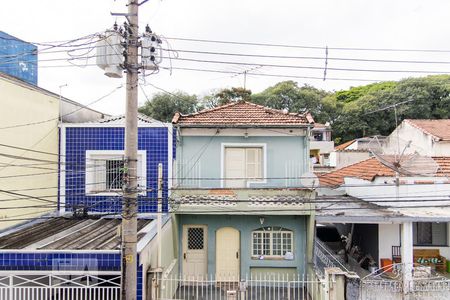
(187, 227, 204, 250)
(85, 150, 146, 195)
(252, 227, 293, 257)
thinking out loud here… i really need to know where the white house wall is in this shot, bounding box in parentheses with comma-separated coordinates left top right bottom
(329, 151, 371, 168)
(378, 224, 400, 263)
(434, 141, 450, 156)
(384, 121, 450, 156)
(344, 177, 450, 210)
(378, 223, 450, 266)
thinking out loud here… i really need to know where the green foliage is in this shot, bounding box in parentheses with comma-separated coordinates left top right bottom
(251, 81, 331, 123)
(138, 91, 199, 122)
(204, 87, 252, 108)
(139, 75, 450, 144)
(331, 75, 450, 144)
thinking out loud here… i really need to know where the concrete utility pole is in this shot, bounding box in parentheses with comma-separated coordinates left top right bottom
(122, 0, 139, 298)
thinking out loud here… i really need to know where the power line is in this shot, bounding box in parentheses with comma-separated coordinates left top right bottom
(0, 84, 123, 130)
(165, 48, 450, 65)
(165, 36, 450, 53)
(165, 56, 450, 74)
(6, 53, 450, 75)
(164, 66, 381, 82)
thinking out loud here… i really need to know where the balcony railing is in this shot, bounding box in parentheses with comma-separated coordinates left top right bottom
(170, 188, 314, 215)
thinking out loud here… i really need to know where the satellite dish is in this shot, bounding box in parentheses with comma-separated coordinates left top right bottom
(368, 135, 439, 176)
(300, 172, 319, 188)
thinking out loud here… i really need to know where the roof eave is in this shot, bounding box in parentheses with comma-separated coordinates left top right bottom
(173, 123, 314, 128)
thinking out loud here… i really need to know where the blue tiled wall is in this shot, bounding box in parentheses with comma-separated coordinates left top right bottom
(137, 264, 143, 300)
(0, 252, 120, 271)
(64, 127, 172, 213)
(0, 252, 144, 299)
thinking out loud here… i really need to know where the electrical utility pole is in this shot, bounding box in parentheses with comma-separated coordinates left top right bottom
(97, 1, 162, 298)
(122, 0, 139, 299)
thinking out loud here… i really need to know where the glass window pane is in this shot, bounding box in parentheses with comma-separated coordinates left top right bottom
(263, 233, 271, 255)
(273, 232, 282, 256)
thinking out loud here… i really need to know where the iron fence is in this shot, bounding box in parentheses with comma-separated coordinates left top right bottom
(0, 272, 121, 300)
(158, 273, 323, 300)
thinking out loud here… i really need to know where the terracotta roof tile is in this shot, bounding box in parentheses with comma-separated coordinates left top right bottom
(172, 101, 314, 127)
(335, 139, 355, 150)
(405, 119, 450, 141)
(319, 157, 450, 187)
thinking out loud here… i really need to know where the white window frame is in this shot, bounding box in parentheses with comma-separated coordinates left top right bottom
(221, 143, 267, 188)
(251, 227, 294, 259)
(85, 150, 147, 196)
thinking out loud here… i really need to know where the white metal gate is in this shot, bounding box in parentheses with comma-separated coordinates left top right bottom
(0, 272, 121, 300)
(360, 264, 450, 300)
(158, 274, 322, 300)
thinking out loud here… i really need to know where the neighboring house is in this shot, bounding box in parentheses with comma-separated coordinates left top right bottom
(385, 119, 450, 156)
(317, 157, 450, 273)
(0, 31, 37, 85)
(0, 215, 174, 300)
(171, 101, 316, 281)
(329, 136, 384, 169)
(0, 114, 177, 300)
(60, 114, 174, 213)
(0, 72, 106, 230)
(309, 122, 334, 169)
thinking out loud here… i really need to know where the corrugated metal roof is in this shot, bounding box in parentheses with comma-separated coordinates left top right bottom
(0, 218, 152, 250)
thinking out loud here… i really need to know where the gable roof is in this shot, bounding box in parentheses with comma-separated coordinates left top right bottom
(319, 157, 450, 187)
(335, 139, 356, 150)
(405, 119, 450, 141)
(172, 101, 314, 127)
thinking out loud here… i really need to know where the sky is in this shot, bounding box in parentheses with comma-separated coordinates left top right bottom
(2, 0, 450, 116)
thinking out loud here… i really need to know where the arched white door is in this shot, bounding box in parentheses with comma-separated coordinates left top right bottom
(216, 227, 240, 280)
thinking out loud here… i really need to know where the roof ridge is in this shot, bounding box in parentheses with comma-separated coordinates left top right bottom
(179, 101, 241, 118)
(404, 119, 443, 141)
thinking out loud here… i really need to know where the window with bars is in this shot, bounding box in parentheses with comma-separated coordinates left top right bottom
(413, 222, 448, 246)
(252, 227, 293, 258)
(187, 227, 205, 250)
(85, 150, 146, 195)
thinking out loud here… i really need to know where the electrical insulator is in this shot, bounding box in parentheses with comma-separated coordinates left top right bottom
(141, 32, 162, 70)
(96, 30, 124, 78)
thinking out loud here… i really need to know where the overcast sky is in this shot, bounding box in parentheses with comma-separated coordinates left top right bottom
(2, 0, 450, 116)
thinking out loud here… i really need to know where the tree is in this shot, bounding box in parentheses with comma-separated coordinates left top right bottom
(138, 91, 199, 122)
(331, 75, 450, 144)
(251, 81, 331, 122)
(203, 87, 252, 108)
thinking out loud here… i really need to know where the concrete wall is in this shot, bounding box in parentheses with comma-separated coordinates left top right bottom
(378, 223, 450, 267)
(385, 121, 450, 156)
(434, 141, 450, 156)
(0, 76, 59, 230)
(61, 99, 106, 123)
(329, 151, 371, 168)
(178, 214, 307, 276)
(139, 216, 178, 300)
(176, 129, 308, 188)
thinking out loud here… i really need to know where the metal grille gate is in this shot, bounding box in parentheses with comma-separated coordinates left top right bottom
(157, 274, 322, 300)
(0, 272, 121, 300)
